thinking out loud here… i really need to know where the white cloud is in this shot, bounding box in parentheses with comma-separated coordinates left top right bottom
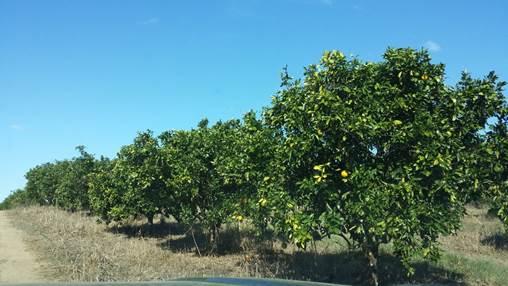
(424, 40, 441, 52)
(8, 124, 23, 130)
(138, 17, 160, 25)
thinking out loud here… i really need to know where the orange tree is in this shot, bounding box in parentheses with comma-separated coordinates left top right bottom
(54, 146, 97, 211)
(24, 162, 61, 206)
(263, 48, 506, 285)
(484, 111, 508, 231)
(87, 157, 119, 222)
(158, 128, 196, 225)
(0, 188, 30, 210)
(160, 119, 242, 251)
(209, 111, 280, 235)
(22, 146, 101, 212)
(95, 131, 170, 225)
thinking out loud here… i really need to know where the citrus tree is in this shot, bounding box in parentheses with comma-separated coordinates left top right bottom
(158, 128, 197, 224)
(107, 131, 171, 225)
(54, 146, 96, 211)
(218, 111, 280, 234)
(24, 162, 61, 206)
(263, 48, 506, 285)
(0, 188, 30, 210)
(484, 111, 508, 230)
(160, 119, 244, 252)
(87, 157, 119, 222)
(23, 146, 100, 211)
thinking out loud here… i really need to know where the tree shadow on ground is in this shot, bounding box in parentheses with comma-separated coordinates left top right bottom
(157, 226, 253, 255)
(245, 250, 466, 286)
(156, 227, 465, 285)
(481, 232, 508, 250)
(107, 221, 188, 238)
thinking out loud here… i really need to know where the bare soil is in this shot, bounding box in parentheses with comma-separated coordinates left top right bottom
(0, 210, 45, 283)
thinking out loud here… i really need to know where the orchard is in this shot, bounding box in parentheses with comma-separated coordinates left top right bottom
(2, 48, 506, 286)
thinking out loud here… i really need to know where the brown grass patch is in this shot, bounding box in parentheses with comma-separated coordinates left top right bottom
(8, 207, 247, 282)
(7, 205, 508, 285)
(438, 205, 508, 265)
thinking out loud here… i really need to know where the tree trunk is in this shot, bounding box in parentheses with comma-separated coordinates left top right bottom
(207, 227, 215, 253)
(363, 243, 379, 286)
(215, 224, 220, 253)
(208, 224, 220, 254)
(147, 214, 154, 225)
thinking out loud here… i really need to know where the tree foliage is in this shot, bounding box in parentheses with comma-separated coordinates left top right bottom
(2, 47, 507, 286)
(0, 188, 30, 210)
(87, 158, 117, 222)
(94, 131, 170, 224)
(263, 48, 506, 285)
(19, 147, 101, 211)
(54, 146, 96, 211)
(160, 119, 244, 249)
(484, 112, 508, 231)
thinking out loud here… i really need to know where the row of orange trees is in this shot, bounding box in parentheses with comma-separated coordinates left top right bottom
(2, 48, 507, 286)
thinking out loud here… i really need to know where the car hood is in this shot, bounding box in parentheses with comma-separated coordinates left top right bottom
(0, 277, 348, 286)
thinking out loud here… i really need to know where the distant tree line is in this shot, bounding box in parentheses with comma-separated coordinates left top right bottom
(1, 48, 507, 286)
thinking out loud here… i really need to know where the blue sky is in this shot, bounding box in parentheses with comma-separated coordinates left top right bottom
(1, 0, 507, 200)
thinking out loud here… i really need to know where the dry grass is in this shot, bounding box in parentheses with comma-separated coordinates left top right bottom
(434, 205, 508, 285)
(439, 206, 507, 260)
(8, 207, 248, 282)
(7, 205, 508, 285)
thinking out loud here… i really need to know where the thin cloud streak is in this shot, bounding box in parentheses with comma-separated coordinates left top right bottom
(8, 124, 24, 131)
(137, 17, 160, 25)
(424, 40, 441, 52)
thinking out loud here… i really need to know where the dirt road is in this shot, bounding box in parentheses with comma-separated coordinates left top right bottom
(0, 210, 45, 283)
